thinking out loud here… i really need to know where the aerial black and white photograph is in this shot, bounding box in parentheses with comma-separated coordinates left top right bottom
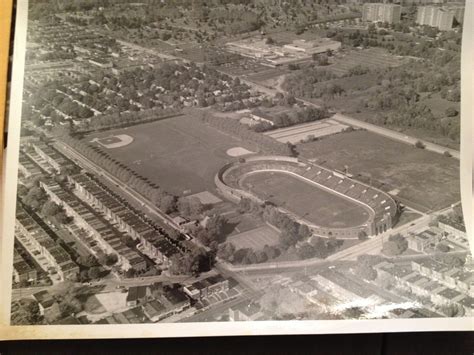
(2, 0, 472, 331)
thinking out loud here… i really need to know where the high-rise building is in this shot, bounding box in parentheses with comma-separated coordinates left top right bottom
(362, 3, 402, 24)
(437, 9, 455, 30)
(416, 6, 459, 30)
(416, 6, 439, 25)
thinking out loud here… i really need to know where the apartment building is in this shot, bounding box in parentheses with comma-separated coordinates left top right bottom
(362, 3, 401, 24)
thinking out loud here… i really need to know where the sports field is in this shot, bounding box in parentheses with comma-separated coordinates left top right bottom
(86, 113, 256, 195)
(297, 130, 460, 212)
(227, 225, 280, 250)
(241, 171, 371, 228)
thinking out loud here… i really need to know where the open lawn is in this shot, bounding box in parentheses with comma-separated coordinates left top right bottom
(228, 225, 280, 250)
(86, 112, 256, 196)
(84, 295, 106, 314)
(226, 212, 264, 235)
(241, 171, 372, 228)
(327, 48, 408, 76)
(297, 130, 460, 212)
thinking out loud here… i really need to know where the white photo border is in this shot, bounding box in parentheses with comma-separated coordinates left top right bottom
(1, 0, 472, 340)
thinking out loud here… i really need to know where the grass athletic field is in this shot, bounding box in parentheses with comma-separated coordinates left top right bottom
(297, 130, 460, 212)
(227, 225, 280, 250)
(86, 113, 256, 195)
(241, 171, 371, 228)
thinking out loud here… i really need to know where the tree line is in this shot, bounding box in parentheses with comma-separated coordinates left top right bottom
(200, 113, 296, 156)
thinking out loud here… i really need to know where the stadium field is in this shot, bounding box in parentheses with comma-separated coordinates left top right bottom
(85, 113, 256, 196)
(241, 171, 372, 229)
(297, 130, 460, 212)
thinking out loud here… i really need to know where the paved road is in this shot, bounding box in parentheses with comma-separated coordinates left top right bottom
(237, 75, 459, 160)
(54, 141, 186, 235)
(387, 250, 469, 263)
(225, 214, 431, 274)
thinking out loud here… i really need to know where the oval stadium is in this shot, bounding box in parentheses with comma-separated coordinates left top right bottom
(216, 156, 399, 239)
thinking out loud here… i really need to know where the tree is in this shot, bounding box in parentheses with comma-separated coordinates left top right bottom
(41, 201, 61, 217)
(298, 224, 311, 239)
(442, 255, 465, 267)
(354, 264, 377, 281)
(279, 230, 298, 248)
(59, 294, 83, 317)
(382, 241, 405, 256)
(11, 299, 42, 325)
(178, 196, 203, 218)
(445, 107, 458, 117)
(77, 255, 98, 268)
(125, 268, 136, 278)
(159, 194, 177, 213)
(297, 243, 316, 259)
(169, 249, 212, 275)
(415, 140, 426, 149)
(105, 254, 119, 266)
(436, 243, 450, 253)
(256, 251, 268, 263)
(263, 244, 280, 260)
(217, 243, 236, 262)
(358, 230, 368, 241)
(23, 186, 47, 210)
(205, 215, 229, 242)
(87, 266, 102, 279)
(317, 54, 329, 66)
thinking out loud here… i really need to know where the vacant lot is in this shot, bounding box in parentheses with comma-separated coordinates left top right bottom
(297, 130, 460, 212)
(228, 225, 280, 250)
(328, 48, 408, 76)
(86, 113, 256, 196)
(241, 171, 371, 228)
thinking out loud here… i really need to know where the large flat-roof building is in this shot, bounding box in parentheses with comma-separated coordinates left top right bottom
(406, 229, 441, 252)
(226, 37, 341, 67)
(362, 3, 401, 24)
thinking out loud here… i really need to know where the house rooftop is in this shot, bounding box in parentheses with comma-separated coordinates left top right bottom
(126, 286, 148, 303)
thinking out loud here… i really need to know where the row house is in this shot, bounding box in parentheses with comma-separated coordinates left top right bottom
(32, 142, 72, 173)
(183, 274, 229, 300)
(411, 259, 473, 297)
(68, 174, 180, 266)
(18, 151, 43, 179)
(41, 180, 146, 271)
(33, 290, 62, 324)
(375, 261, 473, 316)
(126, 283, 191, 322)
(12, 248, 37, 284)
(15, 207, 79, 281)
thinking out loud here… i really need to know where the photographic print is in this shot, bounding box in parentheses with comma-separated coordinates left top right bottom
(0, 0, 472, 337)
